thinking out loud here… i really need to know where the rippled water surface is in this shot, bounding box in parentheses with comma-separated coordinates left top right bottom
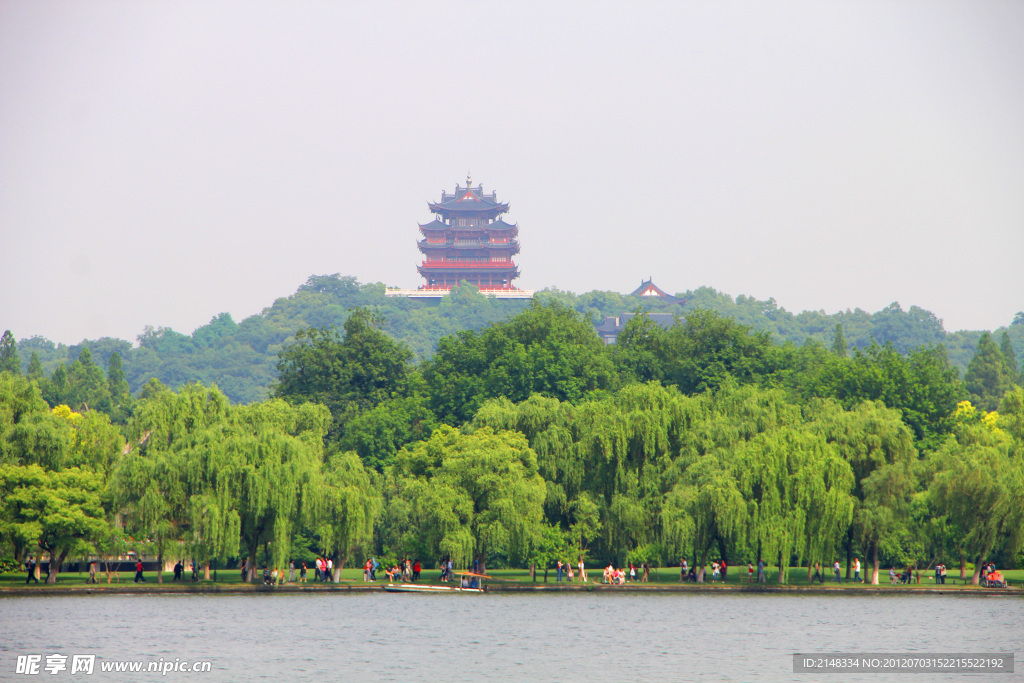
(1, 593, 1021, 681)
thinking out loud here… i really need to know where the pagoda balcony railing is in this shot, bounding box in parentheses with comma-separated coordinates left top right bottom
(418, 241, 520, 251)
(419, 261, 518, 269)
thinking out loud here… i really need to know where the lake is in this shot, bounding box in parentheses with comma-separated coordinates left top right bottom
(1, 593, 1020, 681)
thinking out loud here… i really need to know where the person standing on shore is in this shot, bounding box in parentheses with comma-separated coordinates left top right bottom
(578, 556, 587, 583)
(680, 558, 688, 582)
(289, 560, 295, 583)
(556, 560, 563, 582)
(832, 560, 841, 583)
(757, 559, 765, 583)
(853, 557, 861, 583)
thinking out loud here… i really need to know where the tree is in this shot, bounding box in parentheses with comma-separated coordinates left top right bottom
(312, 451, 379, 579)
(393, 426, 546, 568)
(831, 323, 847, 358)
(929, 423, 1023, 584)
(999, 332, 1021, 386)
(613, 310, 668, 384)
(657, 309, 777, 394)
(964, 332, 1014, 412)
(0, 464, 109, 583)
(338, 394, 436, 472)
(106, 351, 132, 423)
(425, 300, 614, 424)
(274, 308, 413, 441)
(27, 352, 43, 383)
(803, 343, 965, 446)
(65, 348, 111, 413)
(0, 330, 19, 374)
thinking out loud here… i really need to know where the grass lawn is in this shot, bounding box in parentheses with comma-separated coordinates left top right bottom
(2, 565, 1019, 590)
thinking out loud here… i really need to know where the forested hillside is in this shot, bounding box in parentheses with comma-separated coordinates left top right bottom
(8, 274, 1024, 404)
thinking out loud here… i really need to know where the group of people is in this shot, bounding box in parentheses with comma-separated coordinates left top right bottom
(242, 558, 315, 585)
(552, 557, 589, 583)
(597, 562, 651, 584)
(678, 557, 752, 582)
(380, 558, 422, 583)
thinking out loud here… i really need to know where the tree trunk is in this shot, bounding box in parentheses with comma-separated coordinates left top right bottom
(247, 543, 259, 584)
(696, 566, 704, 583)
(845, 527, 853, 579)
(959, 553, 966, 580)
(203, 561, 211, 580)
(46, 548, 69, 584)
(970, 548, 991, 586)
(777, 550, 786, 584)
(870, 539, 880, 585)
(157, 549, 164, 584)
(333, 550, 343, 583)
(530, 563, 535, 582)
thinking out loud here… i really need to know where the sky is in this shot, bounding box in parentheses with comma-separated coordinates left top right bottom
(1, 0, 1022, 346)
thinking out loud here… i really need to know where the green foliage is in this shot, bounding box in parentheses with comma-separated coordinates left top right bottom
(0, 464, 109, 583)
(929, 421, 1024, 584)
(964, 332, 1016, 412)
(1, 331, 19, 374)
(274, 308, 413, 444)
(391, 425, 546, 567)
(794, 343, 965, 447)
(425, 300, 614, 424)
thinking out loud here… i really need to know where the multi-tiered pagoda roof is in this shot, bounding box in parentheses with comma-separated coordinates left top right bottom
(415, 176, 522, 292)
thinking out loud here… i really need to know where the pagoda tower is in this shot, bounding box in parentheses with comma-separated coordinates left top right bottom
(416, 175, 521, 291)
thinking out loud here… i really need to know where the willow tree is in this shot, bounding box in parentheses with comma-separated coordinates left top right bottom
(663, 451, 747, 580)
(929, 419, 1024, 585)
(116, 382, 235, 581)
(738, 427, 854, 583)
(230, 399, 328, 577)
(313, 450, 379, 579)
(393, 425, 545, 570)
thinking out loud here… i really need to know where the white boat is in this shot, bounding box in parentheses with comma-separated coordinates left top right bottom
(382, 582, 485, 594)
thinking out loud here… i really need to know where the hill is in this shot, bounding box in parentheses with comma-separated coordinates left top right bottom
(12, 274, 1023, 404)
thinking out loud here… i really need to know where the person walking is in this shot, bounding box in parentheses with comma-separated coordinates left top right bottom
(680, 558, 688, 582)
(853, 557, 861, 583)
(757, 559, 765, 583)
(578, 557, 587, 583)
(134, 559, 145, 583)
(832, 560, 842, 583)
(289, 560, 296, 583)
(25, 556, 38, 584)
(556, 560, 563, 582)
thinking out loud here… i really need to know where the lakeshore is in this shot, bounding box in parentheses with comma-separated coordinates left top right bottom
(2, 577, 1020, 597)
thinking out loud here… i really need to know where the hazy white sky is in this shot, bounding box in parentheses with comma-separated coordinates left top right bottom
(1, 0, 1022, 345)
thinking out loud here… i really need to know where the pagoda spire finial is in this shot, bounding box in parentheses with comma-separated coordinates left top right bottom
(467, 171, 472, 188)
